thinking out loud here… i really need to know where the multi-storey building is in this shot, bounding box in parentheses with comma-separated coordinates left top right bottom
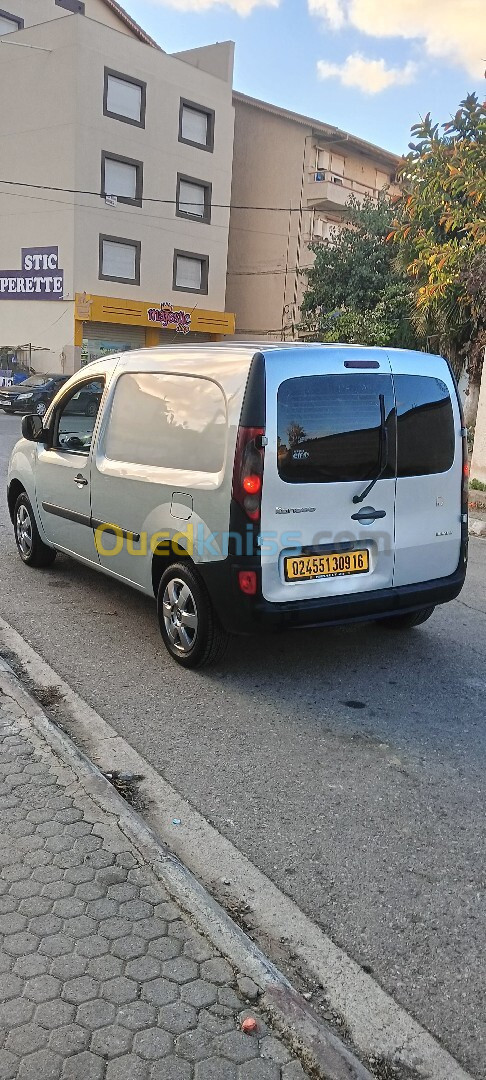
(0, 0, 235, 373)
(226, 92, 399, 340)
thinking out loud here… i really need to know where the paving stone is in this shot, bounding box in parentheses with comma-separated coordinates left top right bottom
(142, 978, 179, 1007)
(0, 972, 23, 999)
(24, 974, 61, 1002)
(13, 953, 49, 978)
(3, 930, 39, 956)
(260, 1036, 292, 1065)
(149, 1056, 193, 1080)
(195, 1060, 237, 1080)
(40, 934, 74, 958)
(87, 954, 124, 981)
(52, 897, 85, 918)
(18, 1048, 62, 1080)
(49, 955, 87, 980)
(236, 977, 260, 1003)
(18, 895, 53, 918)
(106, 883, 139, 903)
(125, 955, 161, 981)
(238, 1063, 282, 1080)
(133, 1027, 174, 1060)
(61, 1050, 105, 1080)
(136, 918, 168, 942)
(5, 1022, 48, 1055)
(199, 1010, 236, 1035)
(281, 1063, 309, 1080)
(0, 998, 34, 1028)
(35, 1000, 75, 1030)
(158, 1001, 198, 1035)
(175, 1029, 218, 1062)
(106, 1054, 150, 1080)
(76, 935, 110, 959)
(62, 975, 99, 1004)
(0, 1049, 19, 1080)
(0, 912, 27, 934)
(116, 1001, 157, 1032)
(200, 958, 235, 986)
(147, 938, 183, 965)
(76, 998, 116, 1028)
(49, 1024, 90, 1055)
(183, 938, 216, 964)
(90, 1023, 133, 1058)
(160, 956, 199, 984)
(182, 979, 218, 1009)
(215, 1031, 260, 1064)
(101, 975, 138, 1005)
(111, 934, 146, 960)
(119, 899, 153, 921)
(74, 882, 104, 902)
(217, 987, 243, 1011)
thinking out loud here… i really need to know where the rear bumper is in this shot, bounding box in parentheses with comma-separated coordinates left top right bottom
(199, 555, 467, 636)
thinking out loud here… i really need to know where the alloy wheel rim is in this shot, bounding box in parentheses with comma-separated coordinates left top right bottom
(36, 402, 46, 416)
(162, 578, 198, 654)
(16, 504, 33, 558)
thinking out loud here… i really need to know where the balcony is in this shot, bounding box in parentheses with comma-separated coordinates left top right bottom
(306, 171, 383, 211)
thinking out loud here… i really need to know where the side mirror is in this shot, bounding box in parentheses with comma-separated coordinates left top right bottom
(21, 414, 45, 442)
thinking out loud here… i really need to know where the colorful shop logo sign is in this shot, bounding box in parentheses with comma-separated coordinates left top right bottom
(147, 302, 191, 334)
(0, 247, 64, 300)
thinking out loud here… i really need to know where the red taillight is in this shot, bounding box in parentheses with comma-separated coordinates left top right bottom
(463, 461, 470, 478)
(232, 426, 265, 522)
(238, 570, 257, 595)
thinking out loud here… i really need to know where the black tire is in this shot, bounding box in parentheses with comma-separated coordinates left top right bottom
(376, 606, 435, 630)
(157, 562, 228, 668)
(86, 400, 97, 417)
(14, 493, 56, 568)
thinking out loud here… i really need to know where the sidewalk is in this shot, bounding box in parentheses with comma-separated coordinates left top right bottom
(0, 670, 311, 1080)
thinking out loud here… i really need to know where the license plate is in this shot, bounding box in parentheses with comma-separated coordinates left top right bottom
(284, 549, 369, 581)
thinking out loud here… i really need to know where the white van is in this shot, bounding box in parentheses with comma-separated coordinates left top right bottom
(7, 344, 468, 667)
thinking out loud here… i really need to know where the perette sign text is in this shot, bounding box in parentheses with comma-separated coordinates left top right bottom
(0, 246, 64, 300)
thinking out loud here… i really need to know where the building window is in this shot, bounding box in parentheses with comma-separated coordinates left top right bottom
(101, 152, 143, 207)
(0, 8, 24, 33)
(55, 0, 85, 12)
(103, 68, 146, 128)
(173, 251, 209, 294)
(179, 100, 214, 152)
(99, 235, 141, 285)
(176, 175, 211, 224)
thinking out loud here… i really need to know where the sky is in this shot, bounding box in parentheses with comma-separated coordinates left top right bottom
(124, 0, 485, 155)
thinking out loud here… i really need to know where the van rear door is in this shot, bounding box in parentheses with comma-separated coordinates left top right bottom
(389, 355, 462, 586)
(260, 349, 397, 604)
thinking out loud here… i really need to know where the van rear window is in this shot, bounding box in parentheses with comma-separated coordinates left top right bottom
(277, 374, 395, 484)
(394, 375, 454, 476)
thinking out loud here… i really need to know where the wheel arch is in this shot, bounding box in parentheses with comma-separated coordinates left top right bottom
(7, 479, 26, 523)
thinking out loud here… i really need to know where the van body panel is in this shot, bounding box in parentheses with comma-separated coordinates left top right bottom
(388, 352, 462, 587)
(260, 348, 397, 604)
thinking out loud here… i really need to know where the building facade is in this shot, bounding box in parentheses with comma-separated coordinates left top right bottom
(0, 0, 235, 374)
(226, 93, 399, 340)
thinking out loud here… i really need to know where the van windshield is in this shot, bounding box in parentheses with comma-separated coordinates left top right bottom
(277, 374, 395, 484)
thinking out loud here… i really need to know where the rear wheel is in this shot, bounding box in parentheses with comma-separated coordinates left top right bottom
(376, 606, 435, 630)
(157, 562, 228, 668)
(35, 401, 47, 417)
(14, 493, 56, 568)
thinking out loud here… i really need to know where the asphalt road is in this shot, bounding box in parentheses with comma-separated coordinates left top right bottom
(1, 413, 485, 1078)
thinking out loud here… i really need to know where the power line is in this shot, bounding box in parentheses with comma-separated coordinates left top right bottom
(0, 177, 304, 213)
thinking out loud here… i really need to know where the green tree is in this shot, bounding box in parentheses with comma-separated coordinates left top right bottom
(300, 193, 419, 349)
(391, 93, 486, 425)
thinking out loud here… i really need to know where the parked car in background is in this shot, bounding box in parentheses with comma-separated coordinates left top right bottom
(63, 381, 103, 417)
(0, 374, 69, 416)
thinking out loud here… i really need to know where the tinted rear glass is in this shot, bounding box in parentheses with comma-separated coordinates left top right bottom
(394, 375, 455, 476)
(277, 374, 395, 484)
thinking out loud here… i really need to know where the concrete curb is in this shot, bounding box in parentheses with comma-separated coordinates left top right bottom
(0, 654, 373, 1080)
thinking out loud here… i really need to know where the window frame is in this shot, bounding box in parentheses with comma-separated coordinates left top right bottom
(0, 7, 24, 31)
(172, 249, 209, 295)
(175, 173, 212, 224)
(103, 67, 146, 129)
(99, 234, 141, 286)
(51, 376, 106, 457)
(101, 151, 143, 208)
(178, 98, 215, 153)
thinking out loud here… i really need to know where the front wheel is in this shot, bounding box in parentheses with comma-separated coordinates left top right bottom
(157, 563, 228, 668)
(14, 493, 56, 568)
(376, 606, 435, 630)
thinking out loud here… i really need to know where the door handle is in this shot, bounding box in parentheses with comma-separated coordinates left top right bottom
(351, 507, 386, 523)
(74, 474, 88, 487)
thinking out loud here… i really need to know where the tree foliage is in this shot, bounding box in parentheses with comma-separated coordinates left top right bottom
(300, 193, 419, 348)
(391, 93, 486, 381)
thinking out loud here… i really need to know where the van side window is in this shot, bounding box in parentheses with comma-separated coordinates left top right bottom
(394, 375, 455, 476)
(105, 372, 226, 473)
(277, 374, 395, 484)
(55, 379, 104, 454)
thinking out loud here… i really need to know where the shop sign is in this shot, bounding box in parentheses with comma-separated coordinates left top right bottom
(147, 302, 191, 334)
(0, 247, 64, 300)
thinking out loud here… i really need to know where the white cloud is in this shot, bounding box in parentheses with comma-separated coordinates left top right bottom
(317, 52, 417, 93)
(310, 0, 485, 77)
(146, 0, 278, 13)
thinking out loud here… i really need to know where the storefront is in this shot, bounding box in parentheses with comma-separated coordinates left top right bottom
(75, 293, 235, 366)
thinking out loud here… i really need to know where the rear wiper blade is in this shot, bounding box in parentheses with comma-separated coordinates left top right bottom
(353, 393, 388, 504)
